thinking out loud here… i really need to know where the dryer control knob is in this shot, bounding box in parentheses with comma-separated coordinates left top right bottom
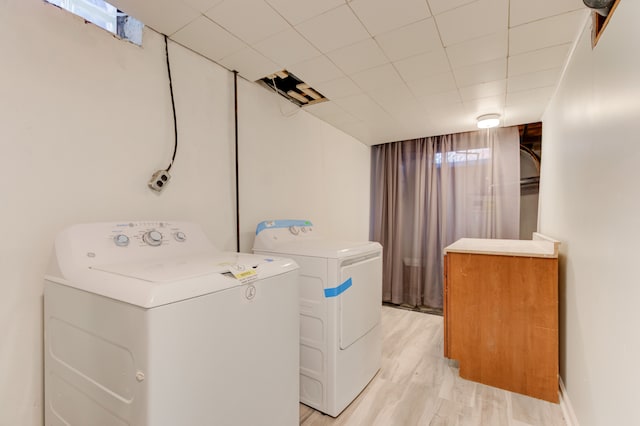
(174, 231, 187, 242)
(113, 234, 129, 247)
(143, 230, 163, 246)
(289, 226, 299, 235)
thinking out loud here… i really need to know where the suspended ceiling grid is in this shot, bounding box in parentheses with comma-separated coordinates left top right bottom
(108, 0, 590, 145)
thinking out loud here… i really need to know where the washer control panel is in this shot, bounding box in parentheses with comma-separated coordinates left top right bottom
(53, 221, 216, 274)
(107, 222, 193, 248)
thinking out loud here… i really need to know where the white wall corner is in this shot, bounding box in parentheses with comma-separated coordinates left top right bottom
(559, 377, 580, 426)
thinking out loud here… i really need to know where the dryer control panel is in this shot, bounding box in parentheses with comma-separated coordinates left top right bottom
(254, 219, 318, 248)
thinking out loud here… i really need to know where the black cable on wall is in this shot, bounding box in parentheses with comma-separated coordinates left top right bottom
(164, 35, 178, 171)
(234, 70, 240, 253)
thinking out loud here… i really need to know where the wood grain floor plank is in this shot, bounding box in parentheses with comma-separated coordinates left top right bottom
(300, 306, 566, 426)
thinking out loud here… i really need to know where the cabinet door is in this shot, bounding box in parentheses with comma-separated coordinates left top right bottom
(443, 254, 449, 358)
(446, 252, 558, 402)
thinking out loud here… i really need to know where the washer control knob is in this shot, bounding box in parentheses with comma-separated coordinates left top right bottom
(114, 234, 129, 247)
(289, 226, 299, 235)
(174, 231, 187, 242)
(143, 230, 163, 246)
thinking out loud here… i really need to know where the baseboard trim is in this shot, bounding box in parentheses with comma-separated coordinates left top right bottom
(559, 377, 579, 426)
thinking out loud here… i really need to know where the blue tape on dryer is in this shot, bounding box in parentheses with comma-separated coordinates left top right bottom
(324, 278, 352, 298)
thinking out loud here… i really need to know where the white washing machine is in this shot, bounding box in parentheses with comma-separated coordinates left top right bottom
(44, 221, 300, 426)
(253, 220, 382, 417)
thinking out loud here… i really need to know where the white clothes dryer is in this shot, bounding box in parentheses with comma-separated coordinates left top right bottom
(253, 220, 382, 417)
(44, 221, 300, 426)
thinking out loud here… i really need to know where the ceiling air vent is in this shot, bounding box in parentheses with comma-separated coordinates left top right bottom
(258, 70, 328, 107)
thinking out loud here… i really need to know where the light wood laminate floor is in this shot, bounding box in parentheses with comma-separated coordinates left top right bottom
(299, 306, 566, 426)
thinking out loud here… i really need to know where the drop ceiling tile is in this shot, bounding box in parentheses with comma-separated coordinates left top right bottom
(302, 100, 339, 118)
(506, 86, 555, 106)
(351, 64, 404, 92)
(385, 100, 431, 124)
(507, 68, 562, 93)
(349, 0, 431, 36)
(423, 103, 472, 133)
(509, 10, 587, 56)
(321, 110, 362, 128)
(510, 0, 585, 27)
(453, 58, 507, 87)
(367, 85, 415, 113)
(416, 90, 463, 109)
(332, 94, 391, 122)
(265, 0, 344, 25)
(382, 96, 422, 113)
(385, 99, 432, 129)
(253, 28, 320, 67)
(406, 71, 457, 97)
(181, 0, 223, 13)
(394, 49, 450, 82)
(288, 55, 345, 86)
(218, 47, 280, 81)
(304, 102, 359, 127)
(374, 18, 441, 62)
(109, 0, 200, 35)
(427, 0, 477, 16)
(295, 5, 370, 53)
(446, 31, 507, 68)
(463, 95, 505, 116)
(171, 16, 247, 61)
(205, 0, 290, 44)
(508, 43, 571, 77)
(435, 0, 508, 47)
(459, 79, 507, 101)
(313, 77, 363, 100)
(327, 39, 389, 75)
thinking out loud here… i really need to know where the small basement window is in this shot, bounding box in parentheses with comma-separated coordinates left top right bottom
(46, 0, 143, 45)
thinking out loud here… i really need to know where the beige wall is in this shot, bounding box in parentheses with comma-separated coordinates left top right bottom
(540, 3, 640, 425)
(0, 1, 370, 425)
(237, 78, 371, 251)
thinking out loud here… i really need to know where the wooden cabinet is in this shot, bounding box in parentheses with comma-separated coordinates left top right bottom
(443, 234, 560, 403)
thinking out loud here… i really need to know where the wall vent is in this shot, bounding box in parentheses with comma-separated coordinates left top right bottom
(258, 70, 328, 107)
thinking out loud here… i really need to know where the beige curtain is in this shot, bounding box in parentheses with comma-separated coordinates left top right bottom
(371, 127, 520, 311)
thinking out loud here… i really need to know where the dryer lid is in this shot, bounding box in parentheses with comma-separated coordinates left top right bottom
(254, 239, 381, 259)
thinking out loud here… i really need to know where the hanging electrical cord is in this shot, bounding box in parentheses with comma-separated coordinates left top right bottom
(148, 35, 178, 192)
(164, 34, 178, 171)
(270, 76, 299, 118)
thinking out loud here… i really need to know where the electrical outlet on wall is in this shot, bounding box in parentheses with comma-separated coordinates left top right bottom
(148, 170, 171, 192)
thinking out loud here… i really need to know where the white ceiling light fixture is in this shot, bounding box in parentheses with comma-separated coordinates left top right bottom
(477, 114, 501, 129)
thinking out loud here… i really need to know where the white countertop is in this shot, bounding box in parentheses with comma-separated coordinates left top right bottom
(444, 234, 559, 258)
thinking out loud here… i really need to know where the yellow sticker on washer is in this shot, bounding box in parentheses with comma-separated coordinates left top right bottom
(228, 264, 258, 284)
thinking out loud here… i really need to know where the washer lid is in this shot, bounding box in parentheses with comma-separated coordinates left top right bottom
(46, 252, 298, 308)
(255, 239, 381, 259)
(92, 252, 242, 283)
